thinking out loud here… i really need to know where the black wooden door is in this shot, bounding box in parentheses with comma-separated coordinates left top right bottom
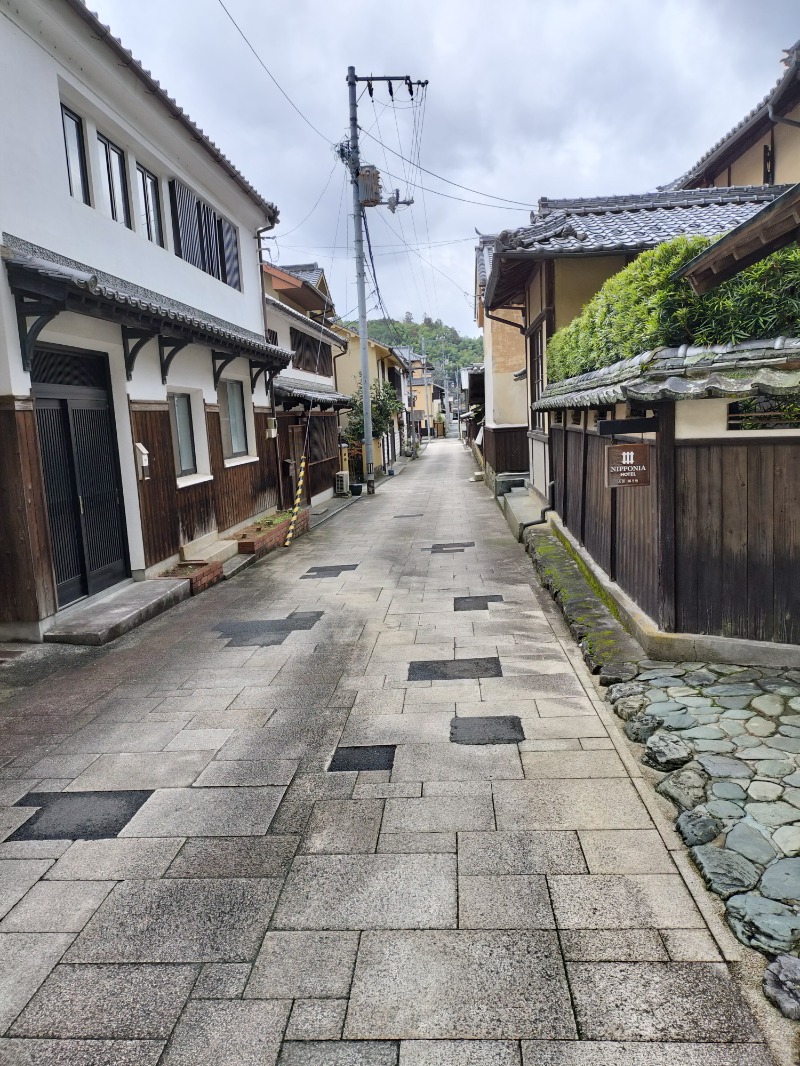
(32, 349, 129, 608)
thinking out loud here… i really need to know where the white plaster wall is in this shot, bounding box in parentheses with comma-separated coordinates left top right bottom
(0, 0, 271, 398)
(530, 438, 549, 496)
(675, 397, 800, 439)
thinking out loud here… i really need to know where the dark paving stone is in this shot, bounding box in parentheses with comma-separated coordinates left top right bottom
(9, 791, 153, 842)
(408, 658, 503, 682)
(454, 596, 504, 612)
(328, 746, 396, 772)
(423, 543, 475, 555)
(214, 613, 323, 647)
(301, 565, 359, 580)
(451, 716, 524, 746)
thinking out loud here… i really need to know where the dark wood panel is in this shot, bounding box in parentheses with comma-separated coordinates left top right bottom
(747, 444, 774, 643)
(207, 409, 279, 531)
(551, 426, 565, 519)
(0, 401, 57, 623)
(130, 403, 215, 568)
(720, 443, 749, 639)
(773, 444, 800, 645)
(583, 433, 612, 573)
(614, 443, 658, 620)
(565, 428, 584, 533)
(483, 426, 528, 474)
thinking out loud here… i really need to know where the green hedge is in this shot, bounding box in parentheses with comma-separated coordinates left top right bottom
(546, 235, 800, 383)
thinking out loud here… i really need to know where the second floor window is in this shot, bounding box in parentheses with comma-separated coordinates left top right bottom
(97, 133, 130, 227)
(290, 328, 332, 376)
(137, 165, 163, 246)
(61, 105, 90, 205)
(169, 179, 241, 290)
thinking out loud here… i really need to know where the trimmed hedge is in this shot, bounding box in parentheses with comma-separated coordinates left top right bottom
(547, 235, 800, 383)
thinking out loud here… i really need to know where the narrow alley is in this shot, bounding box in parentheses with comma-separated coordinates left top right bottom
(0, 440, 772, 1064)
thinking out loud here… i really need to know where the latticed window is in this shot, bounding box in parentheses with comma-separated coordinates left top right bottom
(290, 328, 333, 376)
(530, 328, 546, 432)
(169, 179, 241, 289)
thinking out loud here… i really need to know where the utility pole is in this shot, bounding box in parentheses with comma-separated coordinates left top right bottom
(340, 68, 427, 494)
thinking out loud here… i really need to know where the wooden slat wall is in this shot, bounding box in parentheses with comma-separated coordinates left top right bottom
(676, 440, 800, 643)
(551, 426, 565, 518)
(565, 429, 584, 533)
(614, 447, 659, 620)
(482, 426, 528, 474)
(583, 433, 612, 573)
(207, 408, 278, 531)
(0, 400, 57, 622)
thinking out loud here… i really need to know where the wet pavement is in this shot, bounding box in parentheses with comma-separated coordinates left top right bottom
(0, 439, 780, 1065)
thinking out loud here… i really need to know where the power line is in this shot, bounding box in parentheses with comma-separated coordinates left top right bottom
(216, 0, 334, 145)
(360, 127, 539, 207)
(375, 210, 473, 301)
(270, 160, 338, 240)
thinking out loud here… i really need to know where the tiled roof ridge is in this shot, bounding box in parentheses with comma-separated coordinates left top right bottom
(536, 184, 789, 219)
(668, 44, 800, 190)
(60, 0, 279, 223)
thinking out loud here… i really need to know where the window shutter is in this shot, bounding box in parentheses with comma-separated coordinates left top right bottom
(220, 217, 241, 290)
(169, 179, 203, 269)
(197, 201, 222, 279)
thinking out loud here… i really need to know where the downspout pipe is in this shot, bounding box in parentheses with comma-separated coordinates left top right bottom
(768, 103, 800, 130)
(520, 480, 555, 532)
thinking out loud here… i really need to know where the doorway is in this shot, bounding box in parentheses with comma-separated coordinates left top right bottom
(31, 346, 129, 608)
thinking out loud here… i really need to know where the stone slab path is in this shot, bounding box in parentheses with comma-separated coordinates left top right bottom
(0, 439, 779, 1065)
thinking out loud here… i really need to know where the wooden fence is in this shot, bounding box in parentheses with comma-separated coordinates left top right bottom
(482, 425, 528, 474)
(551, 416, 800, 644)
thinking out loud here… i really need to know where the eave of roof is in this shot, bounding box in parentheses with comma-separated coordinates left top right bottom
(3, 234, 291, 364)
(675, 183, 800, 293)
(61, 0, 279, 225)
(669, 42, 800, 190)
(485, 185, 791, 310)
(532, 338, 800, 410)
(274, 374, 351, 409)
(264, 292, 346, 349)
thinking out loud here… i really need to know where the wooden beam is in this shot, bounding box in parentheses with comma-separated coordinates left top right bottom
(657, 404, 676, 631)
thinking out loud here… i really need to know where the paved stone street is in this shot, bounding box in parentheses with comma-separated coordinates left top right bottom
(0, 440, 780, 1065)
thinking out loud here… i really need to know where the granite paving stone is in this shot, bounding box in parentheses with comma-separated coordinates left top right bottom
(191, 962, 251, 999)
(192, 758, 299, 787)
(64, 878, 282, 962)
(159, 1000, 290, 1066)
(0, 932, 75, 1033)
(457, 832, 586, 875)
(165, 836, 297, 878)
(8, 791, 153, 842)
(577, 830, 675, 874)
(382, 796, 495, 833)
(559, 929, 668, 962)
(285, 999, 348, 1040)
(566, 962, 764, 1042)
(377, 832, 457, 853)
(118, 786, 284, 837)
(0, 858, 54, 917)
(391, 745, 522, 783)
(1, 879, 114, 931)
(520, 1043, 773, 1065)
(9, 963, 198, 1039)
(493, 780, 652, 831)
(548, 875, 704, 929)
(300, 799, 384, 854)
(64, 751, 216, 791)
(458, 875, 555, 928)
(344, 930, 576, 1039)
(43, 838, 183, 881)
(278, 1042, 399, 1066)
(272, 853, 457, 929)
(0, 1038, 166, 1064)
(246, 931, 360, 998)
(520, 751, 626, 779)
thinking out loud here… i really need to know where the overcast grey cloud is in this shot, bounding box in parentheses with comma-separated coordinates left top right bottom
(90, 0, 800, 335)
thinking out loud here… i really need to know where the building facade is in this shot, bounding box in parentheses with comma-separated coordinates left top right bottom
(0, 0, 291, 639)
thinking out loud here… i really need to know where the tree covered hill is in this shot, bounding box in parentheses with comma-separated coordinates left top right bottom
(341, 313, 483, 383)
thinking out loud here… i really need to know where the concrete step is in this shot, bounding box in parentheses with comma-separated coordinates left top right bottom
(502, 488, 550, 542)
(222, 553, 256, 581)
(44, 579, 190, 647)
(180, 530, 218, 558)
(181, 539, 239, 564)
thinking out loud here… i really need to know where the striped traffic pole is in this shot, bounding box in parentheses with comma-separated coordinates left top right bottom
(284, 455, 307, 547)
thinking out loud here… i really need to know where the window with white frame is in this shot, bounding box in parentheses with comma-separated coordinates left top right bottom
(137, 165, 163, 246)
(97, 133, 131, 227)
(168, 392, 197, 477)
(218, 379, 248, 458)
(61, 105, 90, 205)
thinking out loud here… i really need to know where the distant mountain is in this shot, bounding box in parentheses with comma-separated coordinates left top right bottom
(341, 313, 483, 384)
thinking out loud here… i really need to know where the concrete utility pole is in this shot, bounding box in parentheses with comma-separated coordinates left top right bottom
(421, 336, 431, 439)
(342, 68, 427, 493)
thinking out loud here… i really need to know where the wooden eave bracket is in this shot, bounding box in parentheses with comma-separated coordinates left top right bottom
(14, 294, 64, 372)
(159, 336, 190, 384)
(212, 350, 238, 389)
(122, 326, 158, 381)
(250, 362, 278, 394)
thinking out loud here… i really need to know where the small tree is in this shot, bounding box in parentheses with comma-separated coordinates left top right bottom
(345, 376, 404, 443)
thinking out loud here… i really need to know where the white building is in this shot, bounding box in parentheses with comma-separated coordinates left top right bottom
(0, 0, 292, 639)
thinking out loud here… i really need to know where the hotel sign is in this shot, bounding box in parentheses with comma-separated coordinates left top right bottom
(605, 443, 651, 488)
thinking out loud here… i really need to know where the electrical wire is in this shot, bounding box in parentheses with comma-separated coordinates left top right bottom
(359, 127, 540, 207)
(216, 0, 334, 145)
(269, 160, 339, 241)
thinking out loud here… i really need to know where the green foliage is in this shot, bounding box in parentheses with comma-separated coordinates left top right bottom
(345, 376, 404, 442)
(342, 313, 483, 385)
(546, 236, 800, 383)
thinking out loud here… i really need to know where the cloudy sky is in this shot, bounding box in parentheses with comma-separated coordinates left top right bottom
(91, 0, 799, 336)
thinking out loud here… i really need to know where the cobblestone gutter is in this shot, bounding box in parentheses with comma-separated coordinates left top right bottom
(525, 527, 800, 1021)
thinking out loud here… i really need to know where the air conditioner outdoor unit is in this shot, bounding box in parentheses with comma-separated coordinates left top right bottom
(335, 471, 350, 496)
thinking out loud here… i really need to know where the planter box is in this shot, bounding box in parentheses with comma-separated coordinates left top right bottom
(237, 508, 309, 557)
(158, 560, 223, 595)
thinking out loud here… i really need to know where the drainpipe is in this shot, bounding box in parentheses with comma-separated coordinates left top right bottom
(520, 480, 555, 532)
(767, 103, 800, 130)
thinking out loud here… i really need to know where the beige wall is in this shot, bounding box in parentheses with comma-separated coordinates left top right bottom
(710, 103, 800, 186)
(675, 397, 800, 439)
(554, 257, 627, 331)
